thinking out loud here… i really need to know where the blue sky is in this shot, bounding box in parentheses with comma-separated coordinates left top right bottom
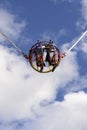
(0, 0, 82, 42)
(0, 0, 87, 130)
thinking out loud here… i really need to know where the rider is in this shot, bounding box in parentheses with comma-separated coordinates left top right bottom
(52, 53, 66, 72)
(35, 45, 45, 72)
(45, 49, 52, 65)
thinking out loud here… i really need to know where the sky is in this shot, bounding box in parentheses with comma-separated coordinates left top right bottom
(0, 0, 87, 130)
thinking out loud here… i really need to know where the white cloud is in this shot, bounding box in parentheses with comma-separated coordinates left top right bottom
(40, 29, 67, 43)
(0, 43, 79, 121)
(81, 0, 87, 22)
(76, 0, 87, 29)
(74, 32, 87, 55)
(27, 91, 87, 130)
(80, 41, 87, 54)
(0, 8, 26, 41)
(1, 91, 87, 130)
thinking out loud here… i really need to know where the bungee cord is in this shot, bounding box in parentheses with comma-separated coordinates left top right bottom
(65, 30, 87, 56)
(0, 32, 23, 54)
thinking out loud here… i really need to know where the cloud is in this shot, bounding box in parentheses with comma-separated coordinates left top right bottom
(21, 91, 87, 130)
(74, 32, 87, 55)
(0, 8, 26, 41)
(80, 40, 87, 54)
(28, 91, 87, 130)
(40, 29, 67, 43)
(0, 91, 87, 130)
(0, 43, 79, 121)
(76, 0, 87, 29)
(1, 91, 87, 130)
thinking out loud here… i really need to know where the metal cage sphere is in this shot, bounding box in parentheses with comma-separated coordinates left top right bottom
(29, 41, 61, 73)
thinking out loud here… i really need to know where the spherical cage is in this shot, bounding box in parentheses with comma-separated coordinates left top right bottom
(29, 41, 61, 73)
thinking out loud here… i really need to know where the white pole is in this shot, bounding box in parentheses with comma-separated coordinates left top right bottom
(65, 30, 87, 55)
(0, 32, 23, 54)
